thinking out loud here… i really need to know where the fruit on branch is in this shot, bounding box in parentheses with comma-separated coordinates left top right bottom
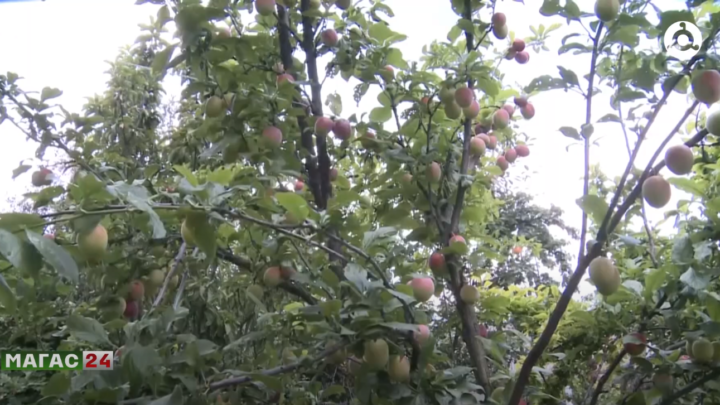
(512, 246, 523, 254)
(514, 96, 528, 107)
(280, 267, 296, 280)
(444, 101, 462, 119)
(429, 252, 446, 273)
(459, 285, 480, 304)
(294, 180, 304, 191)
(493, 24, 508, 40)
(263, 267, 283, 287)
(515, 144, 530, 157)
(470, 136, 486, 156)
(256, 0, 276, 15)
(692, 338, 714, 363)
(124, 300, 139, 319)
(246, 284, 264, 300)
(504, 148, 518, 163)
(594, 0, 619, 22)
(463, 100, 480, 119)
(505, 50, 517, 60)
(388, 356, 410, 382)
(502, 104, 515, 116)
(181, 220, 196, 246)
(414, 324, 431, 344)
(491, 12, 506, 27)
(691, 70, 720, 105)
(665, 145, 694, 175)
(449, 234, 466, 250)
(493, 109, 510, 129)
(308, 0, 321, 9)
(363, 339, 389, 370)
(223, 140, 241, 163)
(476, 132, 490, 144)
(217, 28, 231, 38)
(321, 29, 339, 47)
(588, 256, 621, 296)
(360, 131, 377, 149)
(315, 116, 334, 137)
(129, 280, 145, 300)
(487, 135, 498, 150)
(521, 103, 535, 119)
(402, 173, 413, 184)
(512, 39, 526, 52)
(642, 175, 671, 208)
(475, 123, 490, 135)
(148, 270, 165, 288)
(624, 332, 647, 356)
(440, 85, 456, 104)
(205, 96, 225, 118)
(168, 275, 179, 289)
(329, 168, 338, 182)
(326, 343, 347, 365)
(103, 297, 126, 318)
(31, 168, 53, 187)
(379, 66, 394, 82)
(496, 156, 509, 172)
(515, 51, 530, 64)
(277, 73, 294, 84)
(652, 373, 673, 392)
(427, 162, 442, 183)
(262, 126, 283, 148)
(477, 324, 488, 338)
(335, 0, 351, 9)
(332, 119, 352, 140)
(707, 110, 720, 135)
(78, 224, 108, 258)
(409, 277, 435, 302)
(454, 87, 475, 108)
(43, 233, 55, 240)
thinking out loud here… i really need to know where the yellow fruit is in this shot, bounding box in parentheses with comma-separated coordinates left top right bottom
(77, 225, 108, 259)
(148, 269, 165, 288)
(588, 257, 621, 296)
(363, 339, 389, 370)
(459, 285, 480, 304)
(205, 96, 225, 118)
(594, 0, 619, 22)
(692, 338, 714, 363)
(181, 220, 196, 246)
(444, 102, 462, 119)
(387, 356, 410, 382)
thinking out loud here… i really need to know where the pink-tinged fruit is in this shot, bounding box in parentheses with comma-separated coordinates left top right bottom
(428, 252, 445, 272)
(512, 39, 525, 52)
(497, 156, 509, 171)
(329, 168, 338, 182)
(379, 66, 394, 82)
(414, 324, 431, 344)
(492, 12, 506, 27)
(521, 103, 535, 119)
(454, 87, 475, 108)
(315, 116, 334, 137)
(256, 0, 276, 15)
(409, 277, 435, 302)
(277, 73, 294, 84)
(470, 137, 486, 156)
(493, 109, 510, 129)
(262, 126, 283, 147)
(502, 104, 515, 116)
(321, 29, 339, 47)
(294, 180, 304, 192)
(515, 51, 530, 64)
(332, 119, 352, 140)
(486, 135, 498, 150)
(463, 100, 480, 119)
(504, 148, 518, 163)
(515, 144, 530, 157)
(514, 96, 528, 107)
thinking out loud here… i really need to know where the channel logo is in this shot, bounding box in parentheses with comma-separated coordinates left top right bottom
(662, 21, 703, 61)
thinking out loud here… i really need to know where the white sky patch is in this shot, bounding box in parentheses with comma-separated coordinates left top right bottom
(0, 0, 715, 297)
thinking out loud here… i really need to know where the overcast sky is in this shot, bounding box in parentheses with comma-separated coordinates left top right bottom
(0, 0, 717, 295)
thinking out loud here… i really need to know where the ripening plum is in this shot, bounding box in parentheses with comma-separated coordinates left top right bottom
(493, 109, 510, 129)
(665, 145, 694, 175)
(470, 137, 486, 156)
(486, 135, 498, 150)
(332, 119, 352, 140)
(512, 39, 525, 52)
(256, 0, 276, 15)
(409, 277, 435, 302)
(321, 29, 339, 47)
(521, 103, 535, 119)
(445, 102, 462, 119)
(315, 116, 334, 137)
(414, 324, 431, 344)
(78, 224, 108, 259)
(515, 51, 529, 64)
(515, 144, 530, 157)
(594, 0, 619, 22)
(624, 332, 647, 356)
(504, 148, 518, 163)
(463, 100, 480, 119)
(459, 285, 480, 304)
(514, 96, 528, 107)
(707, 110, 720, 135)
(588, 256, 621, 296)
(427, 162, 441, 182)
(454, 87, 475, 108)
(496, 156, 509, 172)
(493, 24, 509, 40)
(379, 66, 394, 82)
(31, 168, 53, 187)
(262, 126, 283, 148)
(491, 12, 506, 27)
(264, 267, 283, 287)
(642, 175, 671, 208)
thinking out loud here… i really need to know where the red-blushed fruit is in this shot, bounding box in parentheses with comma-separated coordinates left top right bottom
(475, 123, 490, 135)
(476, 133, 490, 145)
(205, 96, 225, 118)
(329, 168, 338, 182)
(379, 65, 394, 82)
(487, 135, 498, 150)
(263, 267, 283, 287)
(642, 175, 672, 208)
(692, 70, 720, 105)
(414, 324, 431, 344)
(502, 104, 515, 116)
(512, 246, 523, 254)
(124, 300, 139, 319)
(420, 96, 431, 106)
(294, 180, 304, 191)
(588, 256, 621, 296)
(514, 96, 528, 107)
(665, 145, 694, 175)
(477, 324, 488, 338)
(470, 137, 486, 156)
(493, 109, 510, 129)
(521, 103, 535, 119)
(388, 356, 410, 383)
(493, 24, 509, 40)
(454, 87, 475, 108)
(680, 355, 690, 361)
(129, 280, 144, 300)
(332, 119, 352, 140)
(428, 252, 446, 273)
(280, 267, 296, 279)
(459, 285, 480, 304)
(497, 156, 509, 171)
(360, 131, 377, 149)
(515, 51, 530, 64)
(43, 233, 55, 240)
(463, 100, 480, 119)
(449, 234, 466, 250)
(321, 29, 339, 47)
(78, 224, 109, 259)
(315, 116, 334, 137)
(262, 126, 283, 148)
(401, 172, 413, 184)
(363, 339, 389, 370)
(624, 332, 647, 356)
(515, 144, 530, 157)
(512, 39, 526, 52)
(277, 73, 294, 84)
(504, 148, 518, 163)
(492, 12, 506, 27)
(256, 0, 276, 15)
(31, 168, 53, 187)
(409, 277, 435, 302)
(427, 162, 441, 182)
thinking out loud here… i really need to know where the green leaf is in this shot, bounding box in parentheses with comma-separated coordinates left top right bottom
(0, 229, 27, 271)
(705, 293, 720, 322)
(607, 25, 640, 47)
(108, 184, 166, 239)
(66, 314, 113, 346)
(276, 192, 310, 223)
(672, 235, 694, 265)
(559, 127, 582, 140)
(40, 87, 63, 102)
(658, 10, 695, 36)
(557, 66, 579, 87)
(575, 195, 609, 225)
(368, 23, 407, 44)
(148, 385, 184, 405)
(0, 213, 45, 232)
(679, 267, 709, 290)
(42, 372, 71, 397)
(321, 385, 346, 399)
(174, 164, 199, 186)
(184, 212, 217, 260)
(129, 345, 163, 376)
(151, 44, 178, 76)
(326, 93, 343, 116)
(667, 177, 704, 197)
(0, 273, 16, 312)
(26, 230, 79, 284)
(369, 106, 392, 123)
(12, 164, 31, 179)
(386, 48, 408, 69)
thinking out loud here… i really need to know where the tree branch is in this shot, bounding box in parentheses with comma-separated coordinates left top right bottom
(658, 368, 720, 405)
(150, 242, 187, 309)
(588, 348, 627, 405)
